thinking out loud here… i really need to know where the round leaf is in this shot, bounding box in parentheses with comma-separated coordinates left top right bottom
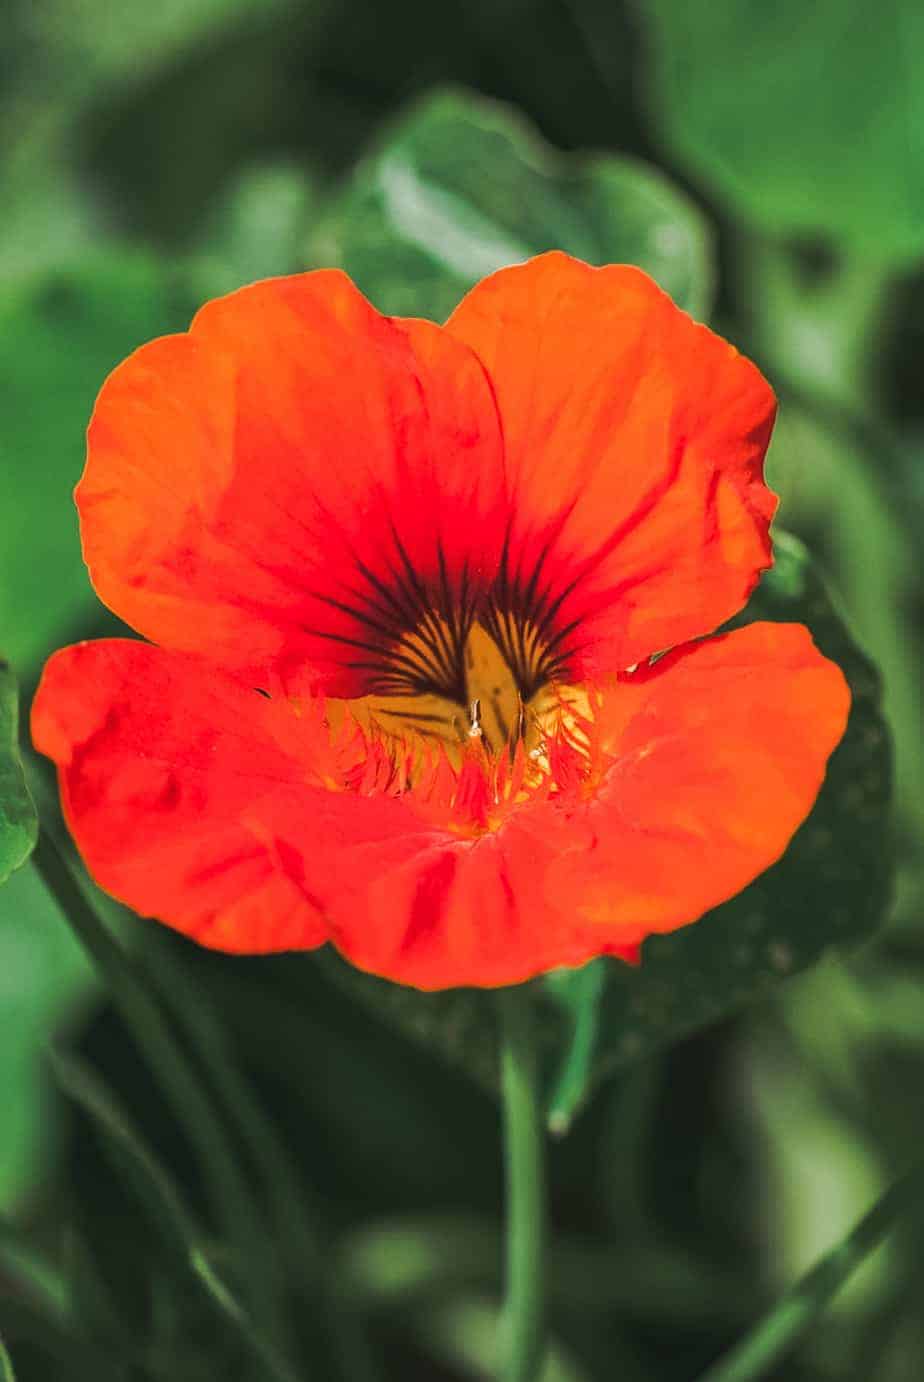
(0, 863, 91, 1206)
(0, 255, 198, 674)
(310, 85, 714, 321)
(0, 662, 37, 887)
(640, 0, 924, 265)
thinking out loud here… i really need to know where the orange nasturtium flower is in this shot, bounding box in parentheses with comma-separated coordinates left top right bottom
(32, 253, 849, 990)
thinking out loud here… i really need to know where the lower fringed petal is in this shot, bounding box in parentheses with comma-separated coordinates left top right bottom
(324, 824, 616, 990)
(31, 640, 331, 953)
(31, 620, 848, 990)
(545, 620, 851, 937)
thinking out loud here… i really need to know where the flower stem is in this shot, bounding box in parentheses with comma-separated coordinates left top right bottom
(696, 1159, 924, 1382)
(498, 986, 547, 1382)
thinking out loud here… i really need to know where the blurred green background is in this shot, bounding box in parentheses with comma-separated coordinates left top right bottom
(1, 2, 922, 1378)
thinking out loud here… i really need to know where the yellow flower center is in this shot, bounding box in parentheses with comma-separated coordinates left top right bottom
(327, 619, 563, 767)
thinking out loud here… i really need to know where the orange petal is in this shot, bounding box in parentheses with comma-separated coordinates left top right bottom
(31, 640, 335, 953)
(30, 638, 618, 986)
(29, 621, 849, 989)
(79, 272, 507, 692)
(446, 252, 777, 677)
(325, 815, 611, 990)
(545, 621, 850, 937)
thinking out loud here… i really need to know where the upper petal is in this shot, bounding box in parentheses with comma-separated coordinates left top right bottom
(544, 621, 851, 940)
(446, 252, 777, 677)
(79, 272, 507, 692)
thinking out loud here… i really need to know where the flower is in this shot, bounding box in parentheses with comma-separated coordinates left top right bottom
(32, 252, 850, 990)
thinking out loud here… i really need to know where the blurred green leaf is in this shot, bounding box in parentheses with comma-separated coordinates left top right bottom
(413, 1296, 601, 1382)
(48, 1049, 196, 1252)
(0, 863, 90, 1207)
(766, 399, 924, 846)
(320, 535, 892, 1123)
(339, 1210, 749, 1320)
(31, 0, 296, 85)
(0, 1331, 15, 1382)
(31, 833, 288, 1346)
(0, 0, 301, 270)
(640, 0, 924, 265)
(0, 1301, 99, 1382)
(0, 1218, 69, 1321)
(0, 663, 36, 887)
(733, 239, 895, 413)
(0, 254, 197, 673)
(0, 639, 87, 1215)
(136, 939, 387, 1379)
(189, 161, 319, 301)
(311, 85, 714, 320)
(50, 1048, 298, 1382)
(696, 1158, 924, 1382)
(741, 1007, 890, 1312)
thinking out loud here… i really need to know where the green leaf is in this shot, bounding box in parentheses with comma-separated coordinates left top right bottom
(0, 1217, 69, 1320)
(0, 1302, 97, 1381)
(0, 254, 198, 674)
(0, 662, 36, 886)
(319, 534, 892, 1124)
(50, 1047, 298, 1382)
(695, 1158, 924, 1382)
(49, 1049, 198, 1261)
(189, 161, 318, 301)
(30, 833, 287, 1344)
(339, 1210, 748, 1319)
(310, 85, 714, 321)
(0, 1331, 15, 1382)
(765, 396, 924, 844)
(0, 863, 90, 1206)
(639, 0, 924, 265)
(0, 0, 298, 277)
(413, 1297, 599, 1382)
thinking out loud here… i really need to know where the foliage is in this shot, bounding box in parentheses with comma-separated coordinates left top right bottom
(642, 0, 924, 265)
(0, 257, 197, 670)
(313, 86, 712, 320)
(0, 664, 36, 888)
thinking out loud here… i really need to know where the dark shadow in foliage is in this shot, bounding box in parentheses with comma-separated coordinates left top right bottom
(78, 0, 650, 244)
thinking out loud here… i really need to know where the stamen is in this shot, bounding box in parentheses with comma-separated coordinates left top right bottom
(310, 532, 599, 794)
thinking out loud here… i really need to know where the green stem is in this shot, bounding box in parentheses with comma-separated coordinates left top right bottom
(545, 960, 607, 1137)
(498, 987, 547, 1382)
(30, 829, 290, 1353)
(0, 1331, 15, 1382)
(697, 1160, 924, 1382)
